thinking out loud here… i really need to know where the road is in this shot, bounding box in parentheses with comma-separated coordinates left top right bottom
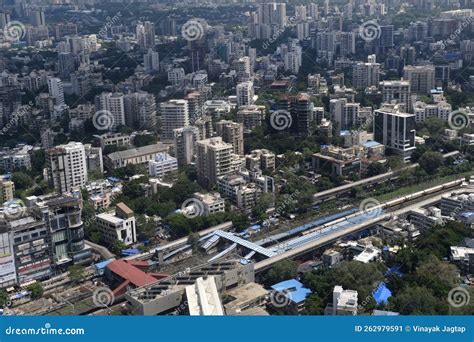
(255, 180, 470, 272)
(313, 151, 461, 202)
(125, 221, 233, 261)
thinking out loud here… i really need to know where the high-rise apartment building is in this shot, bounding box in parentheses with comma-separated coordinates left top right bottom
(173, 126, 199, 166)
(352, 55, 380, 88)
(144, 48, 159, 74)
(46, 142, 88, 194)
(374, 106, 416, 161)
(95, 92, 126, 130)
(403, 65, 435, 95)
(380, 80, 412, 113)
(47, 77, 65, 106)
(160, 99, 190, 141)
(123, 92, 157, 130)
(277, 93, 313, 136)
(196, 137, 234, 188)
(236, 81, 255, 107)
(136, 21, 156, 49)
(216, 120, 244, 156)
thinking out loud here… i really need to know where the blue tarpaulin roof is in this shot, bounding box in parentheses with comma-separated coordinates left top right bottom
(271, 279, 312, 304)
(121, 248, 140, 256)
(373, 282, 392, 305)
(95, 259, 114, 271)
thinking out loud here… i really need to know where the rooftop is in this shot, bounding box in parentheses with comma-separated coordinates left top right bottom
(362, 141, 383, 148)
(106, 259, 163, 288)
(107, 143, 168, 161)
(373, 282, 392, 305)
(271, 279, 312, 304)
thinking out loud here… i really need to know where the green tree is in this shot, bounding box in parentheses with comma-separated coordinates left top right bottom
(187, 232, 201, 252)
(409, 255, 458, 298)
(68, 265, 86, 284)
(11, 171, 33, 190)
(418, 221, 471, 259)
(367, 163, 388, 177)
(111, 240, 127, 255)
(0, 289, 9, 307)
(164, 214, 192, 237)
(30, 149, 46, 176)
(302, 261, 386, 314)
(136, 215, 157, 241)
(27, 283, 44, 300)
(418, 151, 444, 175)
(263, 260, 298, 286)
(303, 294, 325, 315)
(133, 134, 157, 147)
(252, 193, 274, 221)
(387, 156, 404, 170)
(421, 117, 447, 136)
(389, 286, 447, 315)
(229, 213, 249, 232)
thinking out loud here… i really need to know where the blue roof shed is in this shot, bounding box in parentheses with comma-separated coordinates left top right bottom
(373, 282, 392, 305)
(271, 279, 312, 304)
